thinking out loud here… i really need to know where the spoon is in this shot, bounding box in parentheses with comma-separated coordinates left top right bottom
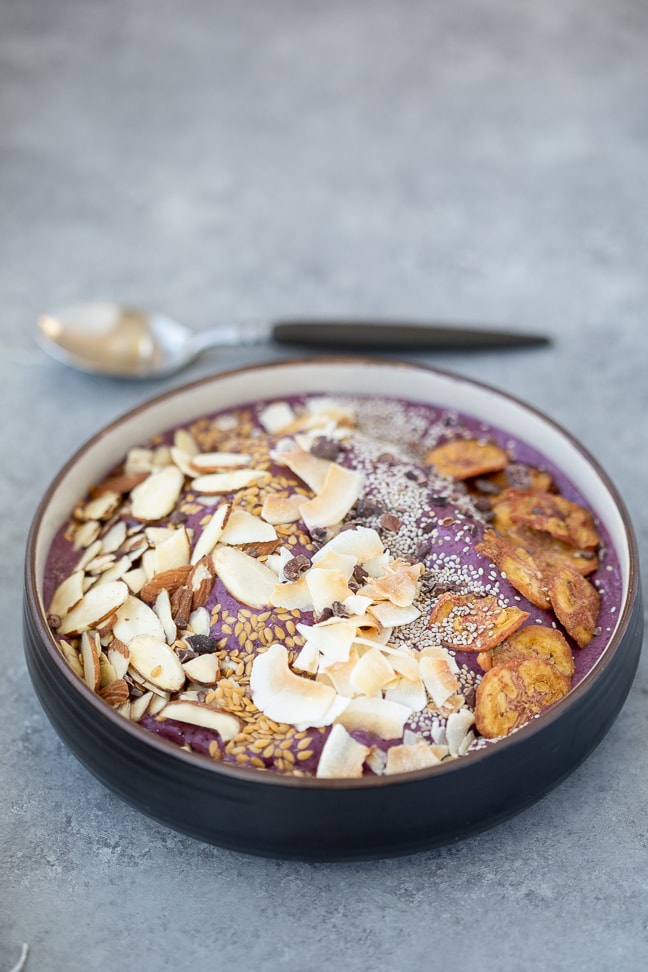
(36, 301, 550, 379)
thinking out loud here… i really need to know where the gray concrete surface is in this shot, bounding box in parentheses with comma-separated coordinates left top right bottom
(1, 1, 647, 969)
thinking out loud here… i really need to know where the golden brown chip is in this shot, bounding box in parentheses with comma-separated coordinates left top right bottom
(474, 657, 571, 738)
(476, 530, 550, 610)
(498, 489, 600, 550)
(467, 465, 555, 498)
(424, 439, 509, 480)
(505, 525, 599, 577)
(428, 591, 529, 652)
(477, 624, 575, 678)
(546, 566, 600, 648)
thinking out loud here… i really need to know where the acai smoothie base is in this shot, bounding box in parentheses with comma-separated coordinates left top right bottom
(43, 393, 622, 779)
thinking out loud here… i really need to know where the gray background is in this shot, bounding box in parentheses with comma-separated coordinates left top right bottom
(1, 1, 647, 969)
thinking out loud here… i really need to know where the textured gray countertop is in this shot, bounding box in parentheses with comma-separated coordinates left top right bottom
(1, 1, 647, 970)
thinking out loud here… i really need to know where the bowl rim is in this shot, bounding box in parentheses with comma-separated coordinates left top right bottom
(24, 356, 642, 791)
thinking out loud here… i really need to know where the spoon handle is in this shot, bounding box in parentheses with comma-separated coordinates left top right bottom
(266, 320, 550, 350)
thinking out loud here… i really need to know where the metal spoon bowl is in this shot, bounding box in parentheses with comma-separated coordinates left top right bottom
(36, 301, 551, 379)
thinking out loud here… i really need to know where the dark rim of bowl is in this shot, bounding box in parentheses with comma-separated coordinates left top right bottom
(24, 356, 641, 791)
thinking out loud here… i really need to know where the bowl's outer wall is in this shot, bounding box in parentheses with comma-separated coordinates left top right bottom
(23, 587, 643, 860)
(23, 360, 644, 858)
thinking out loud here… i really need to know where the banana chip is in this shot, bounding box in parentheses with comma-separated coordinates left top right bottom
(474, 657, 571, 738)
(424, 438, 508, 480)
(547, 566, 600, 648)
(477, 624, 575, 678)
(428, 591, 529, 652)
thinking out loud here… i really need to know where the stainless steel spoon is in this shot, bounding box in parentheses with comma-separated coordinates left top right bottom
(36, 301, 550, 379)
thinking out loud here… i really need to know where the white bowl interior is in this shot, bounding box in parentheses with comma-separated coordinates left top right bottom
(34, 360, 632, 638)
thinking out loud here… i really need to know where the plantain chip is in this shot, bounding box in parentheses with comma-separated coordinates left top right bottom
(495, 488, 600, 550)
(476, 530, 550, 609)
(428, 591, 529, 652)
(476, 624, 575, 678)
(424, 438, 509, 480)
(546, 566, 601, 648)
(474, 657, 571, 738)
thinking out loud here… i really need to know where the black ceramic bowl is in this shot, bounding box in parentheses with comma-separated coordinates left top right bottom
(23, 359, 643, 860)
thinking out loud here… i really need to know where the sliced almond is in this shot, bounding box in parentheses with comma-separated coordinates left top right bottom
(99, 678, 130, 707)
(106, 639, 130, 679)
(174, 428, 199, 456)
(49, 570, 85, 619)
(58, 639, 83, 679)
(57, 580, 129, 636)
(158, 700, 240, 739)
(189, 451, 251, 472)
(190, 504, 230, 563)
(75, 491, 122, 522)
(112, 594, 166, 644)
(250, 643, 348, 728)
(220, 509, 277, 546)
(181, 653, 220, 686)
(139, 565, 193, 603)
(154, 588, 177, 644)
(211, 544, 277, 608)
(299, 464, 364, 530)
(128, 633, 186, 692)
(130, 466, 185, 521)
(129, 690, 154, 722)
(191, 469, 267, 494)
(316, 724, 369, 779)
(153, 527, 191, 574)
(72, 520, 101, 550)
(80, 630, 101, 690)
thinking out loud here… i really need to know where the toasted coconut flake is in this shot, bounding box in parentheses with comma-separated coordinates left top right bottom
(316, 724, 369, 779)
(190, 503, 230, 563)
(304, 567, 353, 614)
(278, 446, 333, 493)
(419, 655, 461, 710)
(367, 602, 420, 628)
(384, 676, 427, 711)
(349, 647, 397, 696)
(181, 653, 220, 686)
(269, 576, 314, 611)
(191, 469, 268, 494)
(158, 700, 240, 739)
(49, 570, 85, 619)
(297, 619, 358, 664)
(128, 633, 186, 692)
(260, 493, 305, 525)
(130, 466, 185, 521)
(384, 740, 443, 775)
(299, 464, 364, 530)
(309, 549, 357, 579)
(259, 400, 296, 434)
(360, 559, 423, 607)
(293, 640, 321, 674)
(211, 544, 277, 608)
(250, 644, 348, 728)
(57, 580, 129, 636)
(220, 509, 278, 546)
(313, 526, 384, 564)
(446, 708, 476, 758)
(335, 696, 411, 739)
(112, 594, 167, 644)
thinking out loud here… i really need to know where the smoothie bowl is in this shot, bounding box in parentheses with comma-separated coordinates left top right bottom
(23, 359, 642, 859)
